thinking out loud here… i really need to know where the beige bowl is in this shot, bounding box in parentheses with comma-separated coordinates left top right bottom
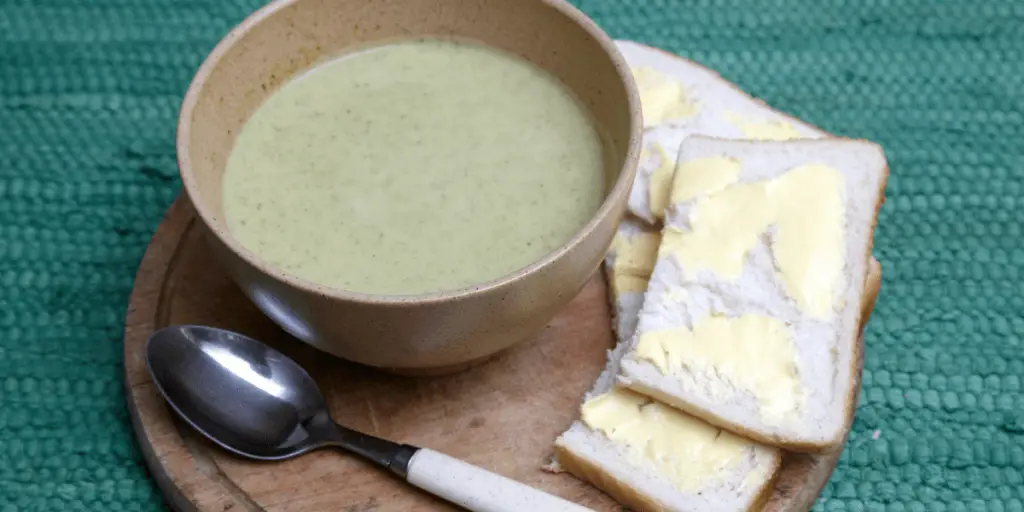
(177, 0, 642, 374)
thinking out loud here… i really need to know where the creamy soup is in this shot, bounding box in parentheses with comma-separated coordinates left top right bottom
(222, 39, 606, 295)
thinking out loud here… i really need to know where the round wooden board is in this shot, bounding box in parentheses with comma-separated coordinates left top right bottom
(124, 198, 848, 512)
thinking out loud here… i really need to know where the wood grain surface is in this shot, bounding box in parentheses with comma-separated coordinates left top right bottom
(123, 198, 855, 511)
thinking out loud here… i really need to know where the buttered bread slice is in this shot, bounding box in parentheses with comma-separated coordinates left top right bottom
(618, 136, 888, 451)
(615, 41, 827, 224)
(554, 386, 782, 512)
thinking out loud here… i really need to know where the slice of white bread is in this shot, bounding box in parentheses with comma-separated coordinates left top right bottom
(615, 41, 827, 224)
(618, 136, 889, 452)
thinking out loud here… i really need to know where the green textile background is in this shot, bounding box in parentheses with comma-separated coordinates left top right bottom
(2, 0, 1023, 510)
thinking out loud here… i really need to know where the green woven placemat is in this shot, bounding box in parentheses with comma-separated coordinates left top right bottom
(3, 0, 1023, 510)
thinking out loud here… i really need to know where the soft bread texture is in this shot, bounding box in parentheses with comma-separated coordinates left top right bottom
(615, 41, 827, 224)
(618, 137, 889, 452)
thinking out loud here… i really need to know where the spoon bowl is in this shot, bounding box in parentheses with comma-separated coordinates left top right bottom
(146, 325, 327, 460)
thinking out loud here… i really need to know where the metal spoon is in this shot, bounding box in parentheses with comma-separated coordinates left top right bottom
(145, 325, 591, 512)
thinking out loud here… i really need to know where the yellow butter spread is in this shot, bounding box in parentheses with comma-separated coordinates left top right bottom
(581, 389, 749, 491)
(632, 67, 699, 128)
(610, 231, 661, 294)
(724, 112, 802, 140)
(671, 156, 742, 205)
(646, 143, 676, 218)
(634, 314, 803, 421)
(662, 163, 846, 317)
(614, 275, 651, 295)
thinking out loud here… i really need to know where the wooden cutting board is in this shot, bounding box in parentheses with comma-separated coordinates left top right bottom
(123, 198, 853, 511)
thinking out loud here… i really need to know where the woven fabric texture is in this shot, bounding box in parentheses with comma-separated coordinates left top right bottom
(2, 0, 1023, 510)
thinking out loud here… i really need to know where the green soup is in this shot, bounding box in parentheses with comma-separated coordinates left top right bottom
(222, 39, 606, 295)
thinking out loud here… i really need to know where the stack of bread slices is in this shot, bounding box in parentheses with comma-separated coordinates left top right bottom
(547, 41, 889, 512)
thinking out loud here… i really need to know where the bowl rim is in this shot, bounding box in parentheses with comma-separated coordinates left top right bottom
(176, 0, 643, 306)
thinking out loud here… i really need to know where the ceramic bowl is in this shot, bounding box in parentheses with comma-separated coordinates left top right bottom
(176, 0, 641, 374)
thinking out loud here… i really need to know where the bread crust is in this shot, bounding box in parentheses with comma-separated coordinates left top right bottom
(839, 161, 889, 438)
(830, 157, 887, 450)
(601, 257, 620, 336)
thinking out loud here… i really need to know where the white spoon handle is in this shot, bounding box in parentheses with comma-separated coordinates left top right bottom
(405, 448, 592, 512)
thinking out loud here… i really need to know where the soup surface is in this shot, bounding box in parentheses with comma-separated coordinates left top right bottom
(222, 39, 606, 295)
